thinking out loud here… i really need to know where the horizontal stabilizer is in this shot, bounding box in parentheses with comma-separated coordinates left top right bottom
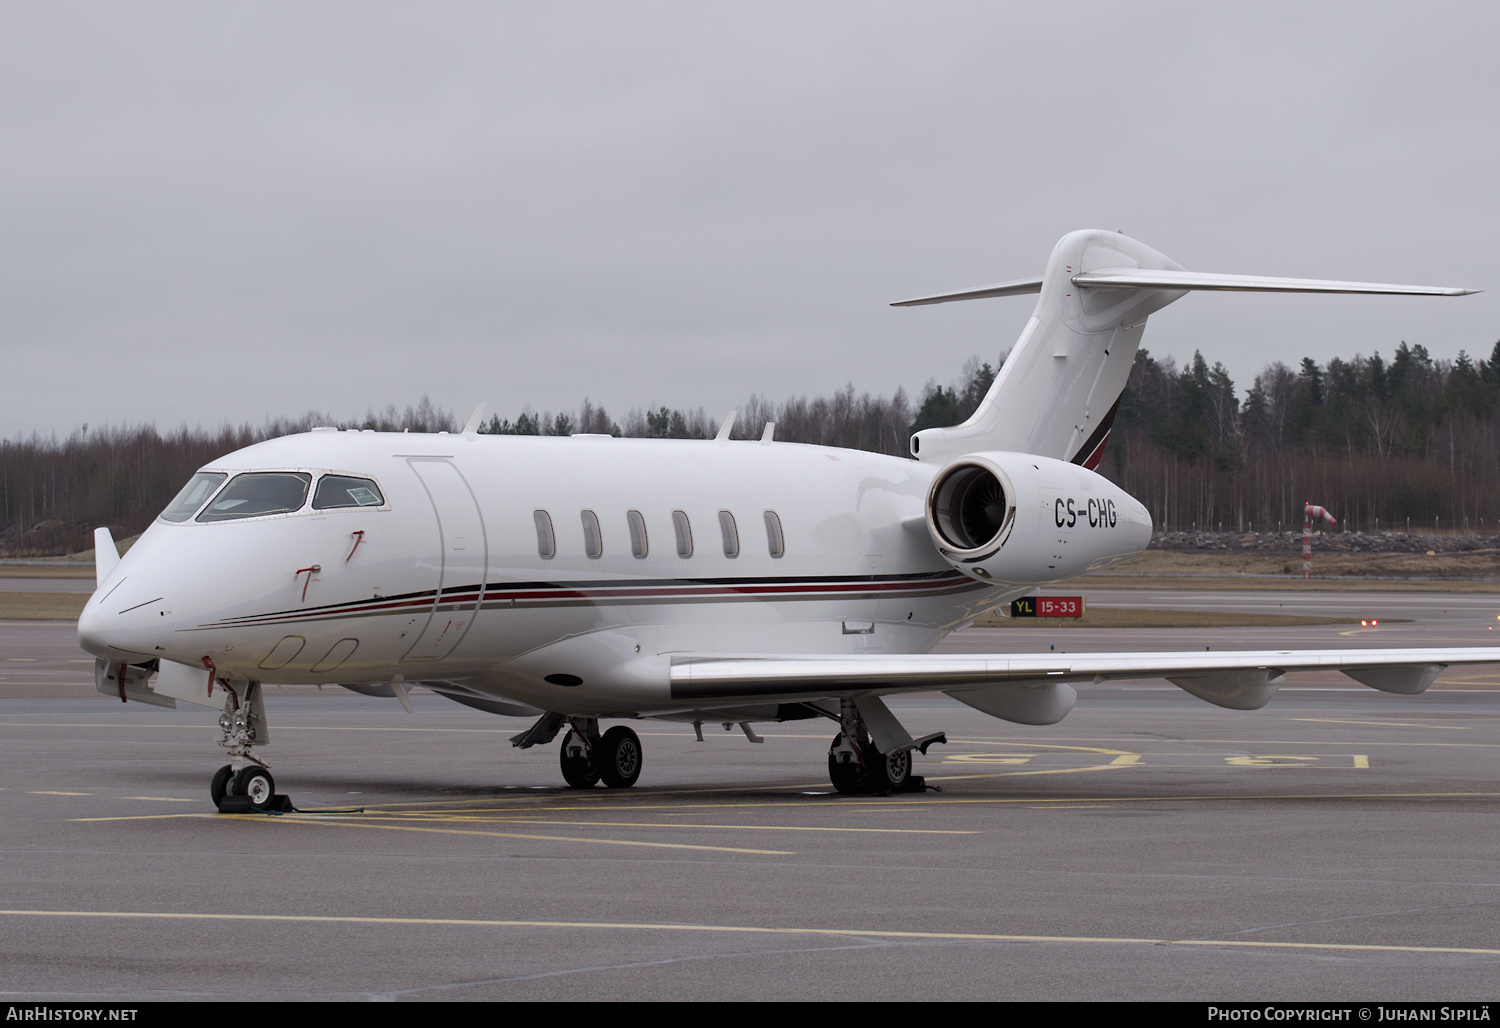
(890, 277, 1044, 307)
(891, 269, 1476, 307)
(1071, 268, 1478, 296)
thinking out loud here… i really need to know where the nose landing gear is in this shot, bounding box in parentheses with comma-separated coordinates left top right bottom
(208, 680, 288, 811)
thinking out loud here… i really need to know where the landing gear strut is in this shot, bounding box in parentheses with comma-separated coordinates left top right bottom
(558, 719, 642, 789)
(209, 679, 281, 809)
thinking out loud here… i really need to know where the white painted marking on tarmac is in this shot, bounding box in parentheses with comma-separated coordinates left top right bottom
(1293, 718, 1470, 730)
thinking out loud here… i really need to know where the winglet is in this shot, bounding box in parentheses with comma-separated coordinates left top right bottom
(93, 527, 120, 587)
(462, 404, 487, 439)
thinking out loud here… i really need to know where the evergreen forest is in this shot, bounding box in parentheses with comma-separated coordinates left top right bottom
(4, 341, 1500, 555)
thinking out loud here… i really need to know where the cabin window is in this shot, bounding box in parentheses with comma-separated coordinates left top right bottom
(627, 510, 649, 558)
(533, 510, 555, 559)
(719, 510, 740, 558)
(196, 472, 312, 522)
(160, 472, 227, 522)
(672, 510, 693, 558)
(313, 475, 385, 509)
(763, 510, 785, 558)
(581, 510, 603, 559)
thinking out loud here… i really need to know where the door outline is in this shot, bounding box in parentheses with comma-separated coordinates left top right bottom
(402, 458, 488, 662)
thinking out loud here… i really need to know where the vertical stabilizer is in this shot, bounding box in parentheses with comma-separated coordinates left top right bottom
(907, 230, 1187, 466)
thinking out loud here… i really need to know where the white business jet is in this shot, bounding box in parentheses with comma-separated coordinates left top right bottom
(78, 229, 1490, 807)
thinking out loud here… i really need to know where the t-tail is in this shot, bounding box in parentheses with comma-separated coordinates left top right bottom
(894, 229, 1477, 467)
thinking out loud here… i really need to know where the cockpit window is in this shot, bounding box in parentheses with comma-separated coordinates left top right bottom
(196, 472, 312, 522)
(313, 475, 385, 509)
(159, 472, 228, 523)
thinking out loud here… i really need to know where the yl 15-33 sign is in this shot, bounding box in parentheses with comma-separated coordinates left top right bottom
(1011, 596, 1085, 618)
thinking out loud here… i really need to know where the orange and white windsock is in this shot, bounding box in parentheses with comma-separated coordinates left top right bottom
(1302, 503, 1337, 579)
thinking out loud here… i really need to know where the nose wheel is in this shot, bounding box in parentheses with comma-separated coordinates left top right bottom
(210, 764, 233, 806)
(209, 762, 277, 807)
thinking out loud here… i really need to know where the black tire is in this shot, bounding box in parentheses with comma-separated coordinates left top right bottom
(210, 764, 234, 806)
(868, 747, 912, 795)
(827, 734, 870, 794)
(595, 726, 642, 789)
(233, 765, 276, 807)
(559, 731, 599, 789)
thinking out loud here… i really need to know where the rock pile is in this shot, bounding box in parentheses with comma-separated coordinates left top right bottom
(1150, 530, 1500, 554)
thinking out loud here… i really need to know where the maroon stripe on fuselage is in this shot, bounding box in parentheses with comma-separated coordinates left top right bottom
(197, 571, 980, 630)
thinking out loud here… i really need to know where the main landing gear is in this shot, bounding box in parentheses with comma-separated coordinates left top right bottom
(826, 697, 941, 796)
(558, 719, 642, 789)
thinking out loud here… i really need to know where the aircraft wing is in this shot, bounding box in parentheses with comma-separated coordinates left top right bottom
(669, 647, 1500, 714)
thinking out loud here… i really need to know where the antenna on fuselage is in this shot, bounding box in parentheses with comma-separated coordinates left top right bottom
(462, 403, 487, 440)
(715, 411, 737, 444)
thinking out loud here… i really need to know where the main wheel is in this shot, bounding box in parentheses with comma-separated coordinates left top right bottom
(233, 765, 276, 807)
(559, 731, 600, 789)
(210, 764, 234, 806)
(827, 734, 870, 794)
(595, 726, 642, 789)
(868, 747, 912, 795)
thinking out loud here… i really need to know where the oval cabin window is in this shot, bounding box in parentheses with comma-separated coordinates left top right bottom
(627, 510, 649, 558)
(533, 510, 555, 559)
(718, 511, 739, 558)
(763, 510, 785, 558)
(672, 510, 693, 558)
(581, 510, 603, 559)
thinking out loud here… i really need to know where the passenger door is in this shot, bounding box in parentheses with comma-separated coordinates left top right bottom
(402, 459, 487, 662)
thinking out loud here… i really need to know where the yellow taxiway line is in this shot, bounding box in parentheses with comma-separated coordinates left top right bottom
(372, 815, 975, 834)
(69, 788, 1500, 824)
(259, 813, 795, 855)
(0, 908, 1496, 958)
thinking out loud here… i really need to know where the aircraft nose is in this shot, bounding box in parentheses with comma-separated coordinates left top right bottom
(78, 576, 170, 662)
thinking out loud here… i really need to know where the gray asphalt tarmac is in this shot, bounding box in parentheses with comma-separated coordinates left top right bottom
(0, 578, 94, 593)
(2, 592, 1498, 1000)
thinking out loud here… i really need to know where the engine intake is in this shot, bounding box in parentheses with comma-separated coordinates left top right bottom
(928, 460, 1015, 560)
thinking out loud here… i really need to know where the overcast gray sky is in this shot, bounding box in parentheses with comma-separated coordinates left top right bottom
(3, 1, 1497, 439)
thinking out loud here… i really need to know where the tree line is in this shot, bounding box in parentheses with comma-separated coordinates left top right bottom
(1111, 341, 1500, 534)
(3, 342, 1497, 555)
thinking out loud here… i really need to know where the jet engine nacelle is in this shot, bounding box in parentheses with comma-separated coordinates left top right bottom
(924, 451, 1152, 584)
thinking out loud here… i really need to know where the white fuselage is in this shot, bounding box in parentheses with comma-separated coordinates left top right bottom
(79, 429, 1150, 716)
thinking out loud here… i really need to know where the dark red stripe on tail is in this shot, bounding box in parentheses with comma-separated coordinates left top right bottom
(1071, 394, 1122, 470)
